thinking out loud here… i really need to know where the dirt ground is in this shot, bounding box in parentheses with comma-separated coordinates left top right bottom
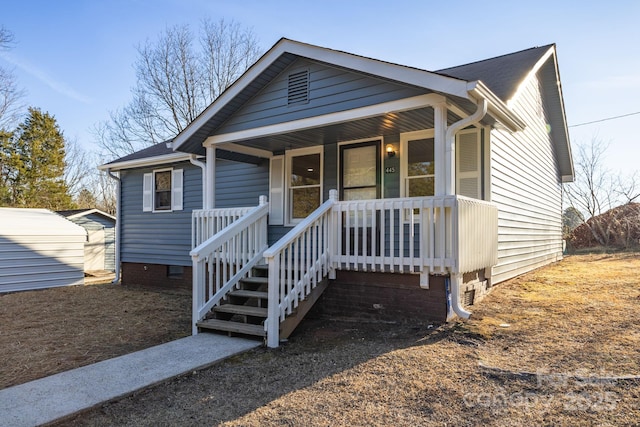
(0, 283, 190, 389)
(54, 253, 640, 426)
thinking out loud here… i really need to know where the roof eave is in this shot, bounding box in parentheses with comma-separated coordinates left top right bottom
(468, 81, 526, 132)
(97, 152, 193, 172)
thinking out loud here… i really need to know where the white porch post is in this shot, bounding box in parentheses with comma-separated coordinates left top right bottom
(433, 103, 448, 196)
(205, 145, 216, 209)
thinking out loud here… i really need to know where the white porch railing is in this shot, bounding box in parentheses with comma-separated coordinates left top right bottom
(192, 206, 254, 249)
(455, 196, 499, 274)
(332, 194, 498, 278)
(263, 191, 337, 348)
(261, 191, 498, 347)
(190, 196, 268, 335)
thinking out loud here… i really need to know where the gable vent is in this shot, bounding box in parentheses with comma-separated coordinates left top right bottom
(287, 70, 309, 105)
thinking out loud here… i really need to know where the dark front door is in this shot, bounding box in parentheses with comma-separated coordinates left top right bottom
(339, 140, 381, 201)
(339, 141, 381, 257)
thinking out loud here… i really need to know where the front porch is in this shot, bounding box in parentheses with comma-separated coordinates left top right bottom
(190, 191, 498, 348)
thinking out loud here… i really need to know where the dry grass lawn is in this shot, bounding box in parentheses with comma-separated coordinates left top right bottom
(57, 253, 640, 426)
(0, 283, 190, 389)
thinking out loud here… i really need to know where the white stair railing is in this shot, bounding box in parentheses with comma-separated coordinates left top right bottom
(264, 190, 338, 348)
(192, 206, 254, 249)
(190, 196, 268, 335)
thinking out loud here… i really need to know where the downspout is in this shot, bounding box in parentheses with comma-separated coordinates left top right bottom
(106, 168, 121, 283)
(444, 94, 488, 320)
(189, 155, 206, 209)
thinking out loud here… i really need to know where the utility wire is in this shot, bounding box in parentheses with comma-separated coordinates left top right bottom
(569, 111, 640, 128)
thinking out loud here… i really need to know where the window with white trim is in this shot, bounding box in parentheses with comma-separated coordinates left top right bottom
(400, 129, 435, 198)
(143, 168, 183, 212)
(285, 147, 323, 225)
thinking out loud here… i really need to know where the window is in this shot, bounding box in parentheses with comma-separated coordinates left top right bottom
(401, 129, 435, 198)
(275, 147, 322, 225)
(143, 168, 183, 212)
(154, 170, 172, 210)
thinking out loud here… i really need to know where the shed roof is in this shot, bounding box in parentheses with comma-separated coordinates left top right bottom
(0, 208, 86, 237)
(57, 208, 116, 222)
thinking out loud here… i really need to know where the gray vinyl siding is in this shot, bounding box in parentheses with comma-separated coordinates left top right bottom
(217, 58, 427, 135)
(490, 74, 563, 284)
(120, 159, 270, 266)
(215, 159, 269, 207)
(120, 161, 202, 267)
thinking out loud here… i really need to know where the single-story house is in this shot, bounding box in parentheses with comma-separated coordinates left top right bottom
(100, 38, 573, 347)
(57, 209, 116, 272)
(0, 208, 85, 293)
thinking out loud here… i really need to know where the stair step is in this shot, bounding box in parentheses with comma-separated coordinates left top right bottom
(240, 276, 269, 285)
(253, 264, 268, 272)
(197, 319, 265, 337)
(213, 304, 268, 317)
(229, 289, 268, 299)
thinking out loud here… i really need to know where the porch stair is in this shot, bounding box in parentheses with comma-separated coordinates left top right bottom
(196, 264, 328, 341)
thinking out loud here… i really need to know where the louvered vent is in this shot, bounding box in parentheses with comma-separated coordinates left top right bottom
(287, 70, 309, 105)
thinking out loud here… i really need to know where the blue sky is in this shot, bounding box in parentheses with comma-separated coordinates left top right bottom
(1, 0, 639, 175)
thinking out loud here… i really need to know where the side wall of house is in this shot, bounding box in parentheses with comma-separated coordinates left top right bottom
(120, 158, 269, 272)
(489, 74, 563, 284)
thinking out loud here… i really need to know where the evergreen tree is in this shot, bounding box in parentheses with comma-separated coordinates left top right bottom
(0, 107, 73, 209)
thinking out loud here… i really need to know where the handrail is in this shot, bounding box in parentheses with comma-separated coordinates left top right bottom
(263, 195, 337, 258)
(264, 190, 338, 347)
(192, 206, 253, 248)
(191, 203, 268, 259)
(191, 196, 268, 335)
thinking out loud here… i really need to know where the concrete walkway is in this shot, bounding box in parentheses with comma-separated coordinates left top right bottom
(0, 334, 261, 427)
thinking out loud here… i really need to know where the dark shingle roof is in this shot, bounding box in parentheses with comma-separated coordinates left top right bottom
(437, 44, 554, 101)
(103, 141, 175, 165)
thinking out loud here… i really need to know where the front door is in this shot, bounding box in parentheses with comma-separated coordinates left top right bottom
(339, 140, 381, 201)
(339, 140, 381, 257)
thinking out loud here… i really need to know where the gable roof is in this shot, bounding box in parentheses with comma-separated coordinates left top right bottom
(440, 44, 573, 180)
(170, 38, 526, 154)
(102, 39, 571, 180)
(437, 44, 554, 102)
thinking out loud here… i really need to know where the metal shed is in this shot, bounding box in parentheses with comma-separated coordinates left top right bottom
(0, 208, 86, 293)
(57, 209, 116, 272)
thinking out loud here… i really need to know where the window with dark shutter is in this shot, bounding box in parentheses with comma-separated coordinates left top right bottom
(287, 70, 309, 105)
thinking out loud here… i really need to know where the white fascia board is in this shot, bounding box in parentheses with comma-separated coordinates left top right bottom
(205, 93, 447, 145)
(468, 81, 526, 132)
(172, 38, 470, 151)
(284, 41, 471, 98)
(506, 46, 555, 107)
(66, 208, 116, 221)
(97, 152, 193, 171)
(212, 142, 274, 158)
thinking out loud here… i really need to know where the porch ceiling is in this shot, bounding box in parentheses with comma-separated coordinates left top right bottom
(218, 107, 463, 155)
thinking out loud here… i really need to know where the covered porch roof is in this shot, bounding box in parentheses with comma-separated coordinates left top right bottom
(170, 38, 526, 158)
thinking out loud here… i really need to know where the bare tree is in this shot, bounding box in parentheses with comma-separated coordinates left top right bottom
(94, 19, 260, 158)
(64, 137, 91, 198)
(0, 26, 25, 130)
(565, 136, 639, 247)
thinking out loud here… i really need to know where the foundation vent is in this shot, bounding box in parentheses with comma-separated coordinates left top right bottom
(464, 289, 476, 306)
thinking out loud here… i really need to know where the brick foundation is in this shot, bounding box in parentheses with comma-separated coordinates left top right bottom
(121, 262, 192, 290)
(313, 271, 448, 322)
